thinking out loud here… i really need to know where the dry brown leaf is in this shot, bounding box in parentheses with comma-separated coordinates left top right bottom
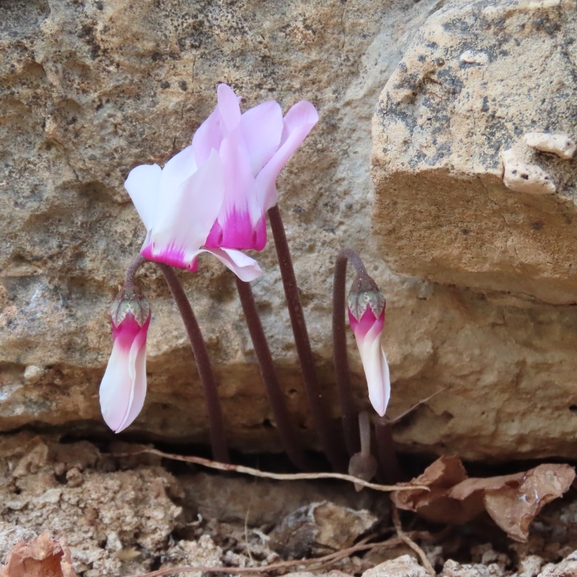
(482, 464, 575, 542)
(0, 532, 76, 577)
(391, 456, 481, 525)
(392, 459, 575, 542)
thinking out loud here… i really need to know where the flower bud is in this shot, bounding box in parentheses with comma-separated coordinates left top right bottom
(99, 287, 151, 433)
(347, 275, 390, 417)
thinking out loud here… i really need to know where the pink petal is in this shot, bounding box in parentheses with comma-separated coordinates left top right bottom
(348, 308, 384, 339)
(147, 149, 225, 268)
(141, 242, 200, 271)
(256, 100, 319, 210)
(99, 316, 150, 433)
(204, 207, 265, 250)
(124, 164, 162, 231)
(192, 107, 224, 167)
(201, 247, 263, 281)
(240, 100, 283, 174)
(215, 125, 264, 244)
(217, 83, 242, 131)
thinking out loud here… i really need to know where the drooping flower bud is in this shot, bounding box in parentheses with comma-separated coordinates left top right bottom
(347, 276, 390, 417)
(99, 287, 151, 433)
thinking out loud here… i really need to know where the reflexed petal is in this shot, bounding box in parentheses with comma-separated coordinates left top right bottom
(202, 247, 263, 281)
(142, 242, 200, 271)
(149, 149, 225, 268)
(240, 100, 283, 174)
(217, 83, 242, 131)
(205, 208, 256, 250)
(192, 107, 224, 167)
(256, 100, 319, 210)
(158, 145, 198, 204)
(280, 100, 319, 146)
(218, 125, 263, 235)
(124, 164, 162, 231)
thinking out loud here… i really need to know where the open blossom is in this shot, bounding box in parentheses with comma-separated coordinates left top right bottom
(347, 277, 390, 417)
(99, 289, 151, 433)
(125, 83, 318, 281)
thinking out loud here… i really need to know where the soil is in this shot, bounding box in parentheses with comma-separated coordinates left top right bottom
(1, 431, 576, 577)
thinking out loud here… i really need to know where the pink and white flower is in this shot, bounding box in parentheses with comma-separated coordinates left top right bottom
(99, 290, 151, 433)
(125, 83, 318, 281)
(347, 279, 390, 417)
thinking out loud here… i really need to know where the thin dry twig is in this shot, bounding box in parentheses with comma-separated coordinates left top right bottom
(392, 503, 435, 576)
(125, 534, 409, 577)
(389, 387, 448, 425)
(111, 447, 428, 493)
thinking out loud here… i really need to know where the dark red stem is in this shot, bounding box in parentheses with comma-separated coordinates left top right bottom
(333, 249, 363, 456)
(158, 263, 229, 463)
(268, 205, 347, 471)
(235, 277, 312, 471)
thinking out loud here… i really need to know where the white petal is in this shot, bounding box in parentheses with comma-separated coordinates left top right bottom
(218, 126, 261, 227)
(356, 324, 390, 417)
(158, 145, 198, 205)
(151, 149, 225, 265)
(116, 332, 148, 432)
(192, 107, 224, 167)
(100, 339, 131, 432)
(201, 247, 263, 281)
(124, 164, 162, 231)
(99, 329, 149, 433)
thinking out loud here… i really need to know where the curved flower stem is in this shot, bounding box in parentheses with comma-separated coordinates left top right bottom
(374, 415, 403, 484)
(235, 278, 313, 471)
(158, 263, 229, 463)
(268, 205, 347, 472)
(332, 248, 366, 456)
(124, 254, 146, 289)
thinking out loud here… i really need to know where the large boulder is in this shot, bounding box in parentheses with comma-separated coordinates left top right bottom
(372, 0, 577, 305)
(0, 0, 436, 450)
(2, 0, 577, 463)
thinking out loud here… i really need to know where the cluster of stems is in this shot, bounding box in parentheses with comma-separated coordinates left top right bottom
(124, 204, 403, 482)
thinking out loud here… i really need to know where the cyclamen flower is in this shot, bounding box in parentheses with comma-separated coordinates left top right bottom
(347, 277, 390, 417)
(99, 289, 151, 433)
(125, 83, 319, 281)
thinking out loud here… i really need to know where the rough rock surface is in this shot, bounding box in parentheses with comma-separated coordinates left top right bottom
(372, 0, 577, 305)
(0, 433, 381, 576)
(0, 433, 182, 576)
(0, 0, 441, 452)
(2, 0, 577, 463)
(370, 0, 577, 461)
(363, 555, 430, 577)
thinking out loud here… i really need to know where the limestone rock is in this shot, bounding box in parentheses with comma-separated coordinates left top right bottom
(0, 0, 441, 451)
(524, 133, 576, 160)
(3, 0, 577, 464)
(269, 501, 377, 558)
(362, 555, 429, 577)
(502, 148, 556, 195)
(372, 0, 577, 305)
